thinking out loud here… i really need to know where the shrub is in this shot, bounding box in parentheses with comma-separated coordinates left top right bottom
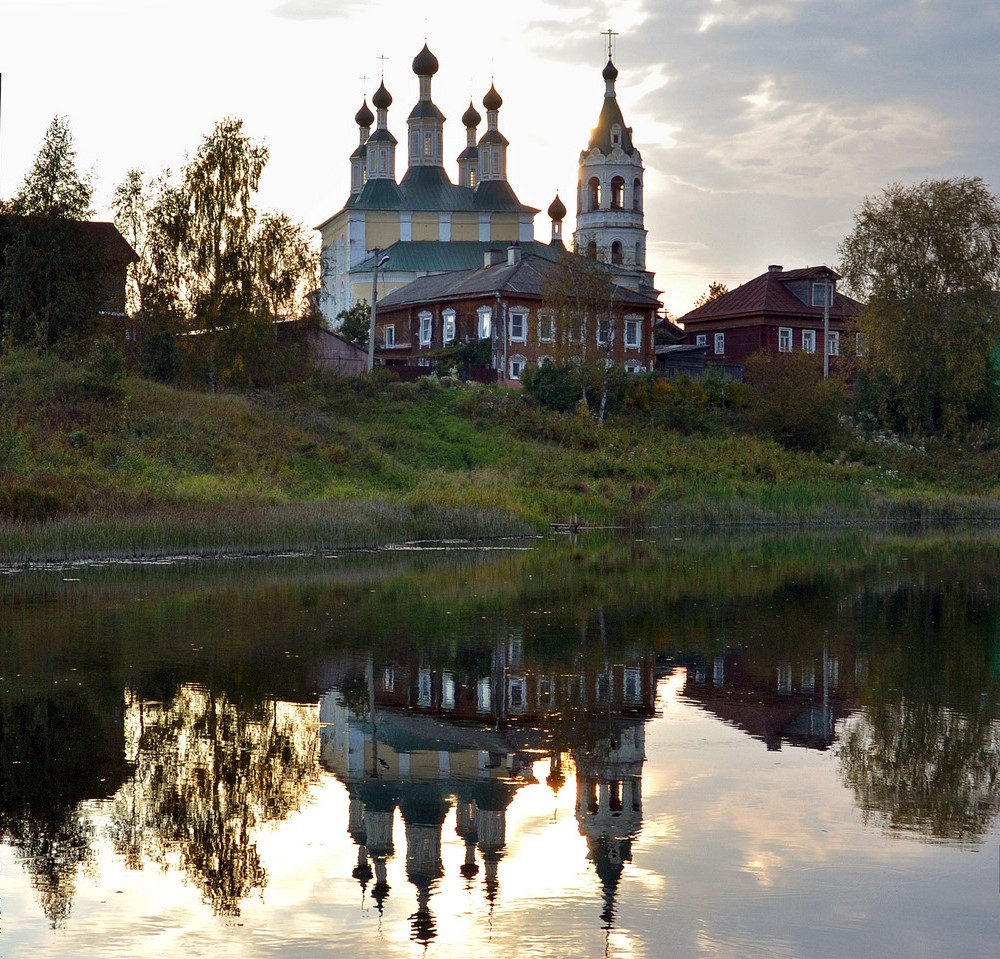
(743, 351, 849, 451)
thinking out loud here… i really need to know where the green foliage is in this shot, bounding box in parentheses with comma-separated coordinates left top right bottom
(335, 299, 370, 348)
(693, 281, 729, 308)
(141, 330, 184, 383)
(839, 177, 1000, 435)
(82, 335, 127, 404)
(0, 118, 102, 350)
(743, 350, 848, 451)
(522, 360, 580, 412)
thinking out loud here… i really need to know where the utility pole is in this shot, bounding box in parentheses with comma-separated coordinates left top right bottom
(367, 250, 389, 373)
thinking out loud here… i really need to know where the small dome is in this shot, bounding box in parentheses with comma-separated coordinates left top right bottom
(483, 83, 503, 111)
(602, 58, 619, 82)
(412, 43, 439, 76)
(547, 193, 567, 221)
(354, 99, 374, 127)
(462, 101, 482, 127)
(372, 80, 392, 110)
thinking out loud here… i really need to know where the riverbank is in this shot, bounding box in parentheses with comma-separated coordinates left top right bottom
(2, 351, 999, 562)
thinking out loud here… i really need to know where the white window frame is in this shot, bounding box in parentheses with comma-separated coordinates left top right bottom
(624, 360, 642, 374)
(537, 354, 553, 367)
(624, 315, 641, 349)
(827, 330, 840, 356)
(442, 308, 456, 343)
(597, 316, 611, 347)
(509, 309, 527, 343)
(509, 354, 527, 380)
(477, 306, 492, 339)
(812, 282, 833, 307)
(778, 327, 792, 352)
(802, 329, 816, 354)
(714, 332, 725, 355)
(695, 334, 707, 347)
(538, 312, 555, 343)
(418, 311, 433, 347)
(384, 324, 395, 347)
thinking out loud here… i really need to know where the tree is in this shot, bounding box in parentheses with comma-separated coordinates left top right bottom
(693, 281, 729, 308)
(113, 119, 317, 386)
(541, 252, 623, 422)
(0, 117, 102, 349)
(335, 299, 371, 348)
(839, 177, 1000, 434)
(743, 350, 848, 451)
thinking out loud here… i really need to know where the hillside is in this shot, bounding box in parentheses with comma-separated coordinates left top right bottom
(1, 350, 999, 562)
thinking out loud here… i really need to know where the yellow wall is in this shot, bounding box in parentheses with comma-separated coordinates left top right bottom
(489, 214, 521, 241)
(412, 214, 439, 241)
(451, 216, 478, 241)
(366, 212, 401, 251)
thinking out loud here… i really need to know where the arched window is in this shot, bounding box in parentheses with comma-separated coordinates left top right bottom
(610, 176, 625, 209)
(586, 239, 597, 259)
(588, 177, 601, 211)
(635, 242, 643, 269)
(633, 177, 642, 211)
(611, 241, 624, 265)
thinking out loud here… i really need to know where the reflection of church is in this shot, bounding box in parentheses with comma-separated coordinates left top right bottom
(319, 642, 656, 940)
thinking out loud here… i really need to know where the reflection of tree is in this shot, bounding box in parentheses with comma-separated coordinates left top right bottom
(839, 576, 1000, 840)
(840, 700, 1000, 840)
(0, 687, 130, 927)
(108, 685, 318, 915)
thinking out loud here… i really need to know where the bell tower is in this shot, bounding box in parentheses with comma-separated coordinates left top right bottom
(573, 34, 651, 289)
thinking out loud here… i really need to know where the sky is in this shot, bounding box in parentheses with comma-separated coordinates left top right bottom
(1, 0, 998, 315)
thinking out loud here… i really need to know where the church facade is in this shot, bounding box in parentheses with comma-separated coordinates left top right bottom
(316, 42, 655, 327)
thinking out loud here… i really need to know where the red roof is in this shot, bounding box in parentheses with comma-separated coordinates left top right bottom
(680, 266, 861, 326)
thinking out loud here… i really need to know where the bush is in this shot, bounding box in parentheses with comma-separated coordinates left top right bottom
(82, 334, 127, 404)
(141, 330, 184, 383)
(743, 351, 849, 451)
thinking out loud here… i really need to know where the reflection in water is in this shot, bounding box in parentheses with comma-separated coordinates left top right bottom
(1, 531, 1000, 953)
(320, 643, 655, 941)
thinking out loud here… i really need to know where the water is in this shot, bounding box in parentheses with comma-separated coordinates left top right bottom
(1, 530, 999, 957)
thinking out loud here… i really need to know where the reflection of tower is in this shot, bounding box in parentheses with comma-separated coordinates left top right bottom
(357, 781, 399, 914)
(400, 784, 449, 946)
(573, 719, 646, 928)
(455, 799, 480, 883)
(471, 779, 517, 905)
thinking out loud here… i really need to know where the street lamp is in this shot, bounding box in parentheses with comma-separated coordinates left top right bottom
(367, 251, 390, 373)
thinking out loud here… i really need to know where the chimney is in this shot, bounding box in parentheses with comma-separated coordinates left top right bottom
(484, 248, 505, 267)
(767, 264, 783, 273)
(507, 242, 522, 266)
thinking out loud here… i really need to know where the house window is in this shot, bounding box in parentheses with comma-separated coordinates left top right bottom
(827, 331, 840, 356)
(625, 316, 641, 349)
(624, 360, 642, 374)
(482, 151, 491, 175)
(777, 664, 793, 694)
(586, 239, 597, 259)
(424, 131, 434, 157)
(538, 312, 555, 343)
(812, 282, 833, 307)
(597, 317, 611, 346)
(477, 677, 492, 713)
(588, 177, 601, 211)
(802, 329, 816, 353)
(442, 672, 455, 710)
(779, 327, 792, 352)
(509, 310, 527, 343)
(418, 668, 432, 708)
(442, 309, 456, 343)
(714, 332, 725, 355)
(384, 325, 395, 347)
(382, 666, 395, 692)
(611, 125, 622, 147)
(509, 677, 526, 711)
(469, 167, 477, 188)
(696, 334, 707, 347)
(509, 354, 527, 380)
(419, 311, 432, 346)
(477, 306, 492, 339)
(624, 667, 641, 703)
(611, 241, 624, 265)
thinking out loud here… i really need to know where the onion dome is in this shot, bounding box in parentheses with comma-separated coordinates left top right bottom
(547, 193, 567, 221)
(412, 43, 439, 77)
(483, 83, 503, 111)
(602, 58, 619, 82)
(355, 99, 374, 127)
(372, 80, 392, 110)
(462, 101, 482, 128)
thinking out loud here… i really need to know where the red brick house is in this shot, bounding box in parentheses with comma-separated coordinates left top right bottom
(679, 265, 863, 372)
(372, 246, 660, 381)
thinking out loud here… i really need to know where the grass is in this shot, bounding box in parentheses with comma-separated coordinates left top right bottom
(2, 350, 1000, 561)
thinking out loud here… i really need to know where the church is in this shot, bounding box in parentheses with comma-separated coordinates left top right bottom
(316, 40, 656, 326)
